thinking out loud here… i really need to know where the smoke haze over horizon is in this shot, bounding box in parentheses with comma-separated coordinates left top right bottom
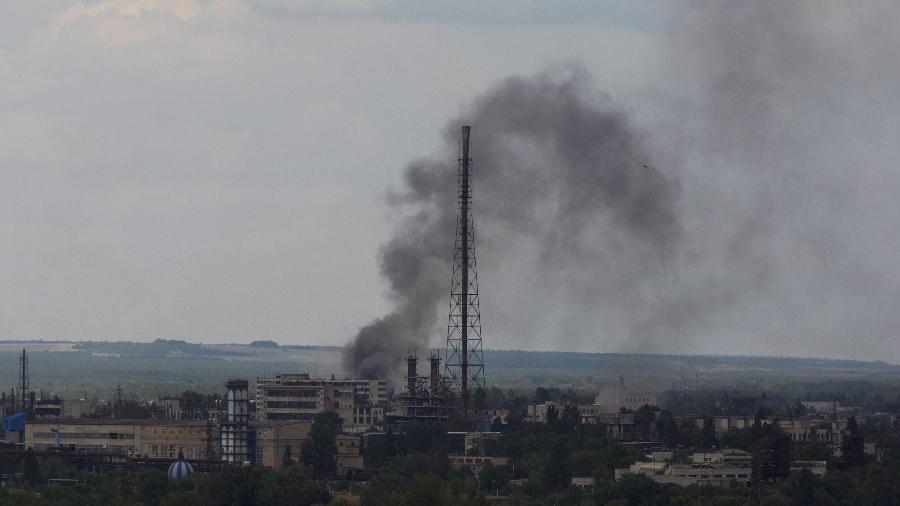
(346, 1, 900, 377)
(2, 2, 900, 370)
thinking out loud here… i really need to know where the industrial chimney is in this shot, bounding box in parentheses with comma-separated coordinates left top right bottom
(429, 353, 441, 393)
(406, 355, 418, 394)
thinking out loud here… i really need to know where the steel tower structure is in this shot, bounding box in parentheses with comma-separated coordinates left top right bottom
(445, 125, 485, 419)
(18, 348, 29, 412)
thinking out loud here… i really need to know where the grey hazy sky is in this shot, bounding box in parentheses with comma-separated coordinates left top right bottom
(3, 1, 900, 362)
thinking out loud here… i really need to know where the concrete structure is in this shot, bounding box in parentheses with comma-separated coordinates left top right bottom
(526, 401, 562, 423)
(33, 399, 62, 418)
(616, 449, 753, 487)
(616, 448, 825, 486)
(801, 401, 859, 416)
(256, 373, 388, 432)
(571, 477, 594, 490)
(691, 449, 752, 467)
(62, 399, 94, 418)
(776, 417, 846, 445)
(448, 455, 508, 474)
(384, 356, 449, 426)
(335, 433, 363, 476)
(593, 378, 657, 414)
(694, 415, 757, 436)
(26, 419, 213, 459)
(580, 409, 636, 440)
(249, 420, 311, 469)
(222, 379, 249, 463)
(653, 463, 752, 487)
(27, 417, 317, 470)
(791, 460, 827, 477)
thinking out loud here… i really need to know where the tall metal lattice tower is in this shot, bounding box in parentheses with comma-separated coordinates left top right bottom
(445, 125, 485, 418)
(18, 348, 29, 412)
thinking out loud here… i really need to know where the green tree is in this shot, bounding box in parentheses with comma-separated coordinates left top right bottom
(655, 410, 679, 448)
(282, 443, 294, 467)
(478, 463, 509, 493)
(256, 466, 331, 505)
(533, 388, 552, 403)
(301, 411, 342, 476)
(160, 490, 201, 506)
(702, 416, 718, 448)
(473, 388, 487, 410)
(543, 438, 571, 492)
(634, 405, 659, 440)
(569, 449, 601, 477)
(545, 405, 558, 425)
(840, 416, 865, 468)
(138, 469, 170, 506)
(505, 396, 528, 427)
(558, 405, 581, 434)
(22, 448, 40, 487)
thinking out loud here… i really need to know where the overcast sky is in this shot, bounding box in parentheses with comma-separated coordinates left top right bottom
(3, 1, 900, 363)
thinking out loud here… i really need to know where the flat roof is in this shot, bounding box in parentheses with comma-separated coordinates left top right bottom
(28, 418, 209, 427)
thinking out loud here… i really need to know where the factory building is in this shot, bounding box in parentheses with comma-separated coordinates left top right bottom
(384, 354, 450, 425)
(25, 417, 314, 470)
(25, 419, 213, 459)
(250, 419, 312, 469)
(221, 379, 249, 463)
(593, 377, 657, 414)
(255, 373, 388, 432)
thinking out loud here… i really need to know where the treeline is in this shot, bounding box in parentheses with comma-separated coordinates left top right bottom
(0, 461, 336, 506)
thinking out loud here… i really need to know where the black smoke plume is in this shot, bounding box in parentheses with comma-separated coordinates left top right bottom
(343, 67, 679, 379)
(347, 1, 900, 375)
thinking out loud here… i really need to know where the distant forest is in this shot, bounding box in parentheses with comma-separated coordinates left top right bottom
(0, 339, 898, 401)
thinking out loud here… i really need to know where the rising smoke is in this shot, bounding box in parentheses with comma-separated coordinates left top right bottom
(344, 66, 681, 379)
(346, 1, 900, 378)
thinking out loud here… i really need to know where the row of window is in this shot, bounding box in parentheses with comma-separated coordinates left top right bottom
(261, 389, 320, 398)
(265, 401, 319, 410)
(149, 445, 203, 459)
(32, 444, 130, 454)
(267, 413, 315, 421)
(33, 432, 134, 440)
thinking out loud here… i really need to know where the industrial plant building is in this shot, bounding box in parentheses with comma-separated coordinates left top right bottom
(255, 373, 388, 432)
(592, 377, 657, 414)
(384, 354, 450, 426)
(25, 419, 213, 460)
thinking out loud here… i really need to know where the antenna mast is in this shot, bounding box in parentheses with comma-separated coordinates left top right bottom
(445, 125, 485, 421)
(18, 348, 29, 412)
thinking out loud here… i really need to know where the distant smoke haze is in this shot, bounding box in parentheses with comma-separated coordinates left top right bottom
(344, 67, 681, 379)
(345, 1, 900, 378)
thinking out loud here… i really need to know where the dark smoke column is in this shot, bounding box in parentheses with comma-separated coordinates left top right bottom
(445, 125, 485, 420)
